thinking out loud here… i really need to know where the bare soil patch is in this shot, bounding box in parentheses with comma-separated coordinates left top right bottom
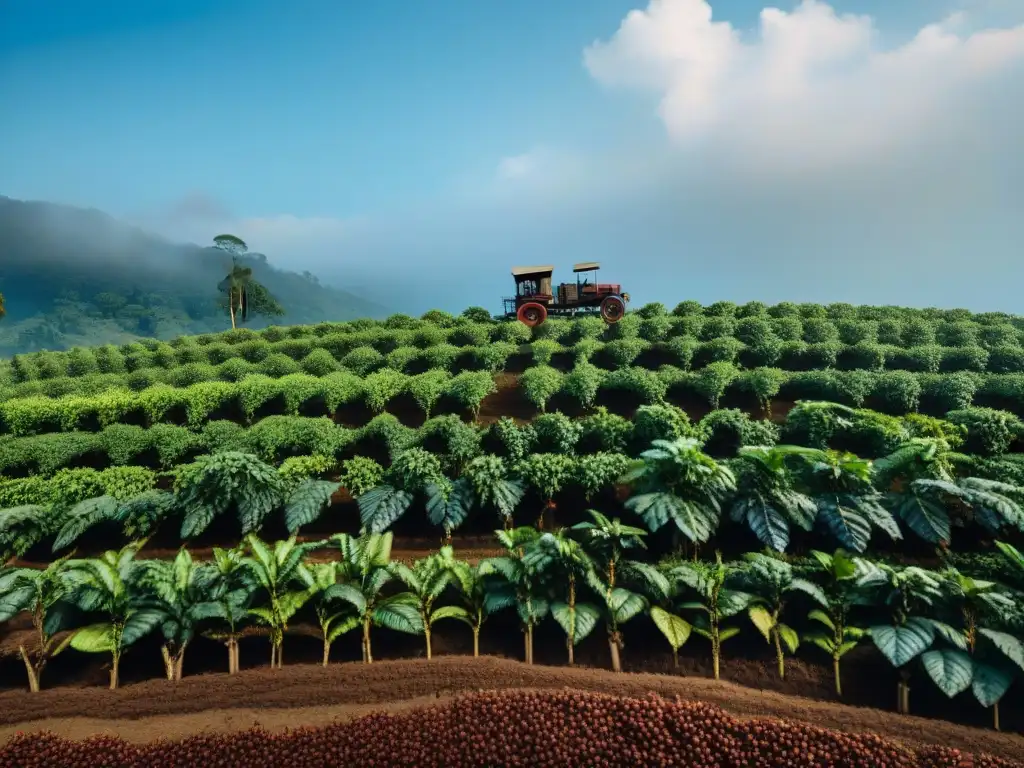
(0, 656, 1020, 762)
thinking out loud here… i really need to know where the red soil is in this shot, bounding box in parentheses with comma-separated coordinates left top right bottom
(0, 657, 1020, 763)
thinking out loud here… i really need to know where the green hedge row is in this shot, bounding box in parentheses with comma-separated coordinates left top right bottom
(5, 363, 1024, 439)
(10, 333, 1024, 402)
(3, 397, 1022, 489)
(9, 303, 1024, 384)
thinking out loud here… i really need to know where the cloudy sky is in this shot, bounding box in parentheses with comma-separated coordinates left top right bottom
(2, 0, 1022, 315)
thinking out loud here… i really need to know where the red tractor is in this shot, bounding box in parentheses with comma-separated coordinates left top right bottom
(502, 262, 630, 328)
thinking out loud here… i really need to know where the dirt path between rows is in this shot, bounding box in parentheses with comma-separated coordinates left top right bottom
(0, 656, 1020, 762)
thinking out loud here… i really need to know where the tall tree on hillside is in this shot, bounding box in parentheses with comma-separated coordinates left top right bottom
(0, 290, 6, 321)
(212, 234, 285, 329)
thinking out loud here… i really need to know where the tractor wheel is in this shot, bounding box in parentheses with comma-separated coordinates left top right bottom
(600, 295, 626, 324)
(517, 302, 548, 328)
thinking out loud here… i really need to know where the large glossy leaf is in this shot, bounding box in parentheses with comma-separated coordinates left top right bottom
(607, 588, 647, 623)
(374, 596, 424, 634)
(789, 578, 828, 606)
(891, 487, 951, 544)
(358, 485, 414, 533)
(323, 583, 368, 615)
(856, 498, 902, 542)
(718, 589, 755, 618)
(619, 561, 670, 601)
(326, 614, 361, 642)
(748, 605, 774, 642)
(927, 620, 969, 651)
(122, 608, 165, 647)
(0, 584, 35, 622)
(627, 493, 717, 543)
(921, 649, 974, 698)
(971, 662, 1014, 708)
(425, 479, 472, 532)
(551, 601, 601, 645)
(718, 626, 741, 642)
(649, 606, 691, 650)
(730, 496, 789, 552)
(181, 503, 220, 541)
(284, 480, 341, 534)
(807, 609, 835, 631)
(53, 496, 119, 552)
(870, 617, 935, 667)
(979, 628, 1024, 672)
(430, 605, 473, 626)
(778, 624, 800, 654)
(816, 496, 872, 552)
(69, 622, 116, 654)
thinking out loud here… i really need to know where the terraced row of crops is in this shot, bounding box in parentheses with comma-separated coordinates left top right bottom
(1, 303, 1023, 745)
(10, 301, 1024, 388)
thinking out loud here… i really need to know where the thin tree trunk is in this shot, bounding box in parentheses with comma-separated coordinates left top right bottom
(226, 639, 238, 674)
(671, 647, 678, 669)
(363, 617, 373, 664)
(110, 653, 120, 691)
(161, 645, 174, 680)
(993, 702, 1001, 731)
(472, 626, 480, 657)
(712, 632, 721, 681)
(174, 651, 185, 681)
(18, 646, 40, 693)
(609, 637, 622, 673)
(772, 629, 785, 680)
(833, 655, 842, 697)
(424, 624, 432, 660)
(276, 641, 283, 669)
(322, 638, 331, 667)
(567, 577, 575, 665)
(229, 290, 237, 330)
(270, 642, 276, 668)
(526, 625, 534, 665)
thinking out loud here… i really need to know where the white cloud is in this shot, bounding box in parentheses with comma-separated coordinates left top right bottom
(121, 2, 1024, 316)
(497, 152, 540, 180)
(583, 0, 1024, 171)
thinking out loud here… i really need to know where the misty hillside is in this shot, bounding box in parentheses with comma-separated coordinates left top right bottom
(0, 196, 388, 355)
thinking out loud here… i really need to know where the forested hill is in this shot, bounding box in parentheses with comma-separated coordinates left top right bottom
(0, 196, 387, 356)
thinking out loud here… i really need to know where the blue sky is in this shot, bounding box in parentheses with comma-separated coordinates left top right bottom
(2, 0, 1023, 315)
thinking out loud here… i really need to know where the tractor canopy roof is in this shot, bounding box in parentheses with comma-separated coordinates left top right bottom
(511, 265, 554, 279)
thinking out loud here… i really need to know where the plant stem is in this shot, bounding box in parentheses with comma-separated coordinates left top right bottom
(161, 645, 174, 680)
(18, 646, 39, 693)
(772, 629, 785, 680)
(609, 635, 622, 673)
(472, 626, 480, 657)
(110, 652, 120, 691)
(833, 655, 842, 697)
(363, 617, 373, 664)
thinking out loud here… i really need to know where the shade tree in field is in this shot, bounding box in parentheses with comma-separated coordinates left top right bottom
(212, 235, 285, 330)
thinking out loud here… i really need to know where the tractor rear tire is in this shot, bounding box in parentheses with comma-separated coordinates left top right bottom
(517, 302, 548, 328)
(600, 295, 626, 324)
